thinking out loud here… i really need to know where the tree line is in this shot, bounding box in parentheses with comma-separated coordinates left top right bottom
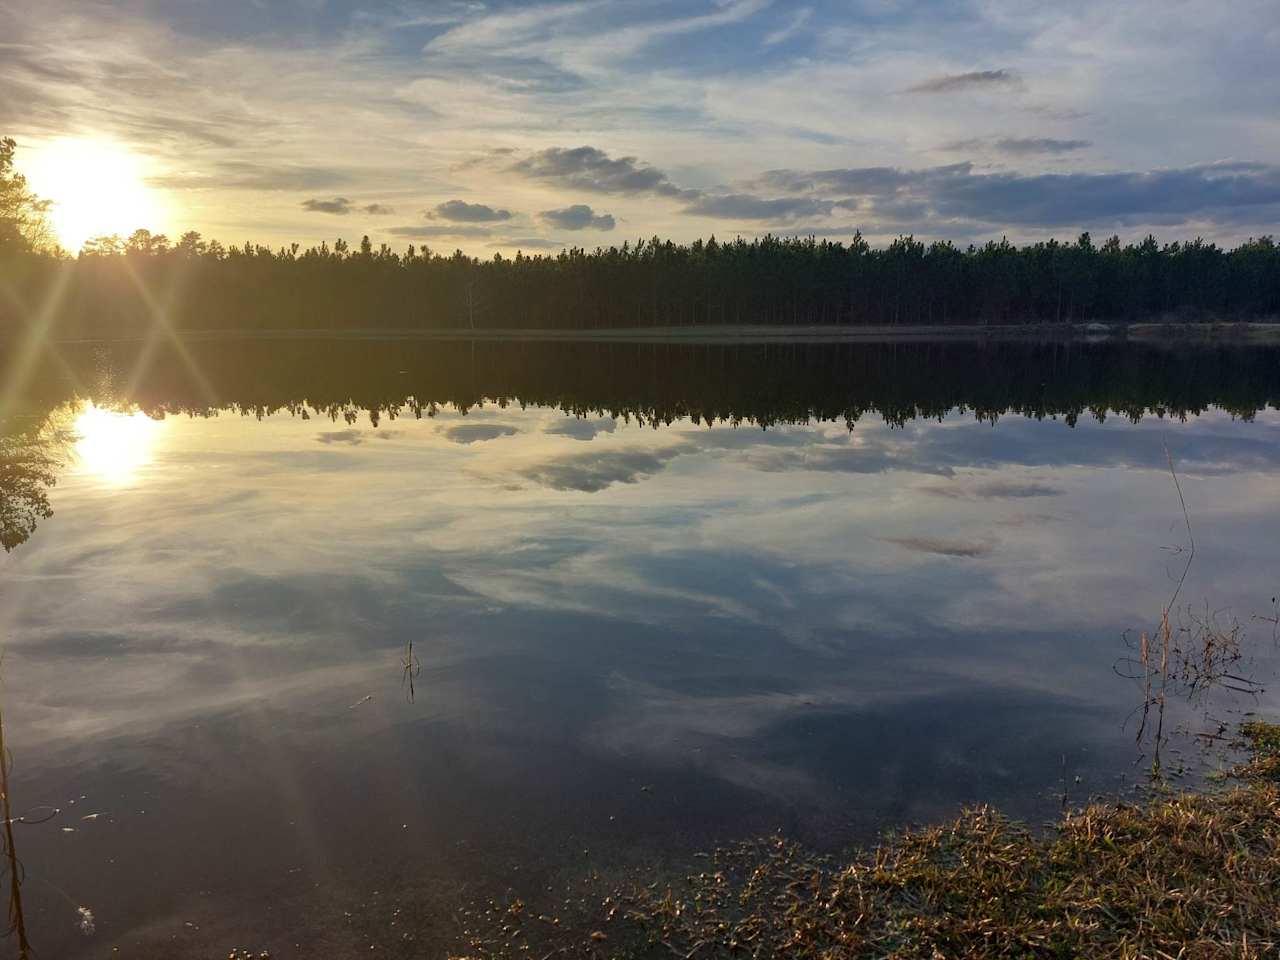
(3, 139, 1279, 336)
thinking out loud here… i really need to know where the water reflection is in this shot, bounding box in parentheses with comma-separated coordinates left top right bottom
(70, 405, 163, 486)
(0, 340, 1277, 957)
(0, 411, 72, 552)
(7, 338, 1280, 433)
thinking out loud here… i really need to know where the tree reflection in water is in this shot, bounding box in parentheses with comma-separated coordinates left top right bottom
(0, 410, 74, 553)
(2, 337, 1278, 554)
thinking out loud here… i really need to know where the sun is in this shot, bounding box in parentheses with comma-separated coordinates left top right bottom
(21, 138, 168, 253)
(72, 403, 165, 486)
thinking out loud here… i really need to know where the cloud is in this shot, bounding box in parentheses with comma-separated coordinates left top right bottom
(880, 536, 995, 558)
(388, 225, 494, 238)
(906, 69, 1021, 94)
(539, 204, 616, 230)
(511, 146, 693, 198)
(316, 428, 362, 443)
(363, 203, 395, 215)
(930, 165, 1280, 226)
(302, 197, 353, 214)
(441, 423, 519, 444)
(151, 162, 353, 192)
(518, 445, 690, 492)
(682, 193, 836, 221)
(943, 137, 1092, 156)
(763, 7, 812, 46)
(515, 147, 842, 224)
(753, 164, 970, 196)
(423, 1, 606, 57)
(430, 200, 514, 222)
(736, 442, 953, 478)
(488, 237, 565, 249)
(750, 161, 1280, 229)
(8, 0, 1279, 250)
(922, 480, 1063, 500)
(544, 417, 617, 440)
(315, 429, 402, 445)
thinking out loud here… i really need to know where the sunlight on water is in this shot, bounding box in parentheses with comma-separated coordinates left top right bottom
(71, 404, 163, 486)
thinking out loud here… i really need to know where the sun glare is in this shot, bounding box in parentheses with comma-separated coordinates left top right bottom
(72, 404, 164, 486)
(23, 138, 167, 253)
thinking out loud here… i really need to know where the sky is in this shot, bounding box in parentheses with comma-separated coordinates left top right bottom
(1, 0, 1279, 253)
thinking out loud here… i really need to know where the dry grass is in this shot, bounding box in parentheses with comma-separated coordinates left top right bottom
(462, 721, 1280, 960)
(1239, 721, 1280, 783)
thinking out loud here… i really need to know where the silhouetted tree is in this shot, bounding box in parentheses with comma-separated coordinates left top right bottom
(0, 137, 54, 255)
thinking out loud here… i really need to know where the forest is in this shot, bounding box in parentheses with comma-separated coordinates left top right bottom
(3, 140, 1280, 337)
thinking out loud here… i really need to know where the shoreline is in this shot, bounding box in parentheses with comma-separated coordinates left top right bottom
(463, 721, 1280, 959)
(14, 320, 1280, 346)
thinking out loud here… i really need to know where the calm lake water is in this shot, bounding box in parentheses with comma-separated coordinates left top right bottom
(2, 339, 1279, 958)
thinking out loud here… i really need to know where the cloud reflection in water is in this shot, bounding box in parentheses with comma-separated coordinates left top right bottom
(2, 403, 1279, 957)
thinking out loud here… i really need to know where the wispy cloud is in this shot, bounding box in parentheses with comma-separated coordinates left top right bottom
(906, 69, 1021, 94)
(942, 137, 1092, 156)
(387, 225, 495, 238)
(315, 429, 402, 445)
(153, 163, 352, 192)
(763, 7, 812, 46)
(881, 536, 995, 558)
(488, 236, 566, 249)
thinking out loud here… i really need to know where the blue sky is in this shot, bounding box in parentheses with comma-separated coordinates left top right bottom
(2, 0, 1278, 251)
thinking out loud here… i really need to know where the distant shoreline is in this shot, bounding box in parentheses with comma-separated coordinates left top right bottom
(20, 320, 1280, 346)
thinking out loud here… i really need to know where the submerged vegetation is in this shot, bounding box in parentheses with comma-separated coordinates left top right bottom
(3, 140, 1280, 337)
(458, 722, 1280, 959)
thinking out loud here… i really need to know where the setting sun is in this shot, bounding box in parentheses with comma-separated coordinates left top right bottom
(22, 138, 166, 253)
(72, 403, 165, 486)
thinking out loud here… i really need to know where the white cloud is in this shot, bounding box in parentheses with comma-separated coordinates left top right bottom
(4, 0, 1279, 250)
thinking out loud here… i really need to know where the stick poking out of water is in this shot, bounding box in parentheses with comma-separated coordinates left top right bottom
(0, 706, 32, 959)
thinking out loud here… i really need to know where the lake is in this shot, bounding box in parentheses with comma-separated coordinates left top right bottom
(2, 338, 1279, 958)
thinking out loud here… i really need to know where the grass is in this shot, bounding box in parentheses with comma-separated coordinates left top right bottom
(1239, 720, 1280, 782)
(457, 721, 1280, 959)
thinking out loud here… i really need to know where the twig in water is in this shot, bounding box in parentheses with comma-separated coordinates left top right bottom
(401, 639, 422, 704)
(0, 706, 32, 959)
(1162, 441, 1196, 613)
